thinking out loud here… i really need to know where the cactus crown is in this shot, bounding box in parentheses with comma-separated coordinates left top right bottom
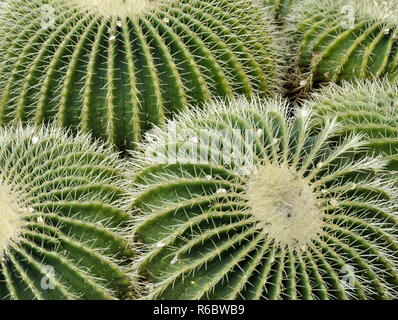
(0, 185, 25, 257)
(0, 125, 135, 300)
(132, 97, 398, 300)
(74, 0, 170, 17)
(247, 163, 323, 248)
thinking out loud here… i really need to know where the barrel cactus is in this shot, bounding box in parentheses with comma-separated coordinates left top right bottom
(0, 125, 134, 300)
(288, 0, 398, 86)
(0, 0, 283, 150)
(308, 80, 398, 170)
(132, 97, 398, 300)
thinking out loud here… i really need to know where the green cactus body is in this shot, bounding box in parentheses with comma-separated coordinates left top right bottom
(0, 125, 134, 300)
(265, 0, 298, 19)
(308, 80, 398, 170)
(0, 0, 283, 149)
(132, 97, 398, 300)
(288, 0, 398, 85)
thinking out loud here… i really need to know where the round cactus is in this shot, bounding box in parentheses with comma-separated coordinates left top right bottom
(308, 80, 398, 171)
(0, 125, 134, 300)
(132, 97, 398, 300)
(0, 0, 283, 150)
(288, 0, 398, 86)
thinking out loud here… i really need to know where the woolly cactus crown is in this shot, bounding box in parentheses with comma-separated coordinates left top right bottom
(0, 0, 283, 149)
(288, 0, 398, 85)
(308, 80, 398, 170)
(0, 125, 134, 300)
(132, 97, 398, 300)
(73, 0, 169, 17)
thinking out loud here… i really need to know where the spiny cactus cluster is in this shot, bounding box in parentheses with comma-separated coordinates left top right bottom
(288, 0, 398, 86)
(0, 0, 398, 301)
(132, 98, 398, 300)
(308, 80, 398, 170)
(0, 125, 134, 300)
(0, 0, 283, 149)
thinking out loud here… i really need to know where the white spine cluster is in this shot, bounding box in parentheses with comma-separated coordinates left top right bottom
(74, 0, 171, 17)
(247, 162, 323, 249)
(0, 183, 24, 257)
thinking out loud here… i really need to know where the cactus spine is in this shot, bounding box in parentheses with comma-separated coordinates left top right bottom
(288, 0, 398, 85)
(132, 97, 398, 300)
(0, 0, 283, 149)
(0, 125, 134, 300)
(308, 80, 398, 170)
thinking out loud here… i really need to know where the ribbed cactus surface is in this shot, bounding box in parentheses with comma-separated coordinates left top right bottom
(289, 0, 398, 85)
(132, 97, 398, 300)
(309, 80, 398, 170)
(0, 0, 282, 149)
(265, 0, 298, 19)
(0, 125, 134, 300)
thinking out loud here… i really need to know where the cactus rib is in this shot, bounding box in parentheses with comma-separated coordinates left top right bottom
(288, 0, 398, 85)
(308, 80, 398, 171)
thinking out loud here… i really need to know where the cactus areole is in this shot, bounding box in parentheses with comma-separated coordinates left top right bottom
(0, 0, 282, 149)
